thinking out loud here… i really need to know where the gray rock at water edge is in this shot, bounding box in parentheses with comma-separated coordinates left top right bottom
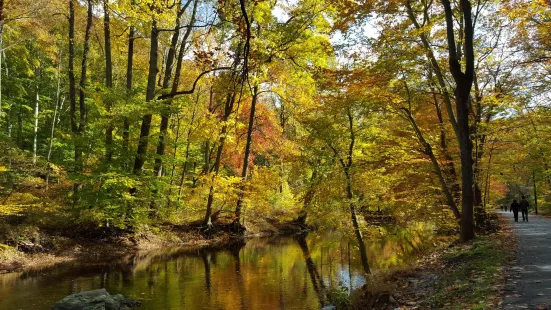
(51, 288, 141, 310)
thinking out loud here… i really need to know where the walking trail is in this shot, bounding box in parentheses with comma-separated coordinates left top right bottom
(502, 210, 551, 309)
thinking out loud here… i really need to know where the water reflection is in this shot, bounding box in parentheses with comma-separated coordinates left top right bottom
(0, 225, 433, 310)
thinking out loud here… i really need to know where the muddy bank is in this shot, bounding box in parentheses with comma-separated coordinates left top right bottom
(0, 217, 310, 274)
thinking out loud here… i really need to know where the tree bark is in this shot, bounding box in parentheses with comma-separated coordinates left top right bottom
(32, 76, 39, 164)
(0, 0, 4, 118)
(234, 85, 258, 224)
(204, 91, 237, 226)
(533, 171, 538, 215)
(46, 48, 63, 190)
(123, 22, 135, 167)
(402, 107, 461, 219)
(442, 0, 476, 241)
(68, 0, 77, 134)
(133, 21, 159, 175)
(104, 0, 114, 162)
(154, 0, 196, 176)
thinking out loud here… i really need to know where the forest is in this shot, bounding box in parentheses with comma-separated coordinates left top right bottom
(1, 0, 551, 309)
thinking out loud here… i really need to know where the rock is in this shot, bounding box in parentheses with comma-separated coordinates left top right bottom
(51, 289, 140, 310)
(320, 304, 337, 310)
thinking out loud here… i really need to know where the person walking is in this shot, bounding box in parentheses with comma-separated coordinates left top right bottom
(510, 199, 520, 222)
(520, 195, 530, 222)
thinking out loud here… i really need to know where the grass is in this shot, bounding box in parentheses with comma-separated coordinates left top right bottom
(423, 234, 511, 309)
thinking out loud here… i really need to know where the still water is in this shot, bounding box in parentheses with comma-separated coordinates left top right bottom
(0, 228, 431, 310)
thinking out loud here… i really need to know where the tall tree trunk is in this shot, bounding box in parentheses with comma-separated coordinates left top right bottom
(123, 23, 135, 168)
(442, 0, 475, 241)
(344, 168, 370, 274)
(32, 78, 39, 164)
(73, 0, 93, 197)
(68, 0, 77, 135)
(533, 171, 538, 215)
(104, 0, 114, 162)
(406, 0, 459, 140)
(154, 0, 196, 176)
(46, 48, 63, 190)
(204, 92, 237, 226)
(133, 21, 158, 174)
(234, 85, 258, 225)
(0, 0, 4, 119)
(177, 89, 200, 201)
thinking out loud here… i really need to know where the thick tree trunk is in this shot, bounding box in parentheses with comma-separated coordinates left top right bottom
(104, 0, 114, 162)
(442, 0, 475, 241)
(133, 22, 158, 175)
(77, 0, 93, 162)
(234, 85, 258, 224)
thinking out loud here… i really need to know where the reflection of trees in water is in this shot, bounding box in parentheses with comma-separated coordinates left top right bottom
(200, 250, 211, 294)
(295, 235, 328, 307)
(230, 246, 247, 310)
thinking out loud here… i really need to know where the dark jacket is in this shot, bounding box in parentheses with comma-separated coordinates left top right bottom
(520, 199, 529, 211)
(511, 202, 520, 212)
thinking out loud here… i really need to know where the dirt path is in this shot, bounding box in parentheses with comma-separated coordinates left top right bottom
(501, 210, 551, 309)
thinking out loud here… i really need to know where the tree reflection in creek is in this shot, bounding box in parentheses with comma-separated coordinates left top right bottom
(0, 224, 434, 310)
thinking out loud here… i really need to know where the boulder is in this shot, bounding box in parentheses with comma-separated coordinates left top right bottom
(51, 289, 140, 310)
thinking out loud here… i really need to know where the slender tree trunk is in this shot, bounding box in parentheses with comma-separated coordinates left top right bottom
(68, 0, 77, 136)
(133, 21, 158, 174)
(32, 80, 39, 164)
(430, 78, 460, 202)
(153, 15, 182, 177)
(0, 2, 3, 119)
(46, 47, 63, 190)
(104, 0, 114, 162)
(533, 171, 538, 215)
(204, 92, 237, 226)
(483, 141, 494, 208)
(177, 89, 200, 201)
(154, 0, 196, 176)
(403, 108, 461, 219)
(344, 168, 370, 274)
(73, 0, 93, 197)
(46, 96, 63, 191)
(123, 24, 135, 168)
(234, 85, 258, 224)
(295, 167, 318, 225)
